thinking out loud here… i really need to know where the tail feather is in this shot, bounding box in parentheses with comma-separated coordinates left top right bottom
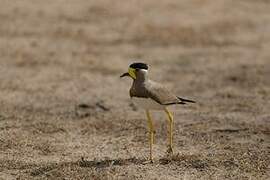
(177, 97, 196, 104)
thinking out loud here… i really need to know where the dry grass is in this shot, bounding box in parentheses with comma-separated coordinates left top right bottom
(0, 0, 270, 179)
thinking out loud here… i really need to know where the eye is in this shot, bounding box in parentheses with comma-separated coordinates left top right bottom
(135, 68, 140, 71)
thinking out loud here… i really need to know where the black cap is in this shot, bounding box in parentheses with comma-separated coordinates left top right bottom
(129, 62, 148, 70)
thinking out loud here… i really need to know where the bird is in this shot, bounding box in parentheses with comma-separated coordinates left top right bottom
(120, 62, 195, 162)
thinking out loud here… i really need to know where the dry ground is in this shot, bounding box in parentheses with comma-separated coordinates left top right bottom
(0, 0, 270, 179)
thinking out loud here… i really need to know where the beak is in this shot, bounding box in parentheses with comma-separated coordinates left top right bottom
(120, 72, 130, 78)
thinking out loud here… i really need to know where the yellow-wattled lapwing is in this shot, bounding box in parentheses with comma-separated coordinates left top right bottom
(120, 62, 195, 162)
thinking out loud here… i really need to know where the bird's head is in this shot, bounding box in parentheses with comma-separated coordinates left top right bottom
(120, 62, 149, 80)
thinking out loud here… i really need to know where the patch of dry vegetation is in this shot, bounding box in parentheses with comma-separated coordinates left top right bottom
(0, 0, 270, 179)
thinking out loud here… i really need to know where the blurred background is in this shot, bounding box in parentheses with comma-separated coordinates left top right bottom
(0, 0, 269, 179)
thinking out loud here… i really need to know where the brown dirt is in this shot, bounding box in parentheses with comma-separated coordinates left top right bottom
(0, 0, 270, 179)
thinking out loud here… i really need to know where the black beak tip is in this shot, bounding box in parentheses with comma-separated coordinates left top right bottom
(120, 72, 129, 78)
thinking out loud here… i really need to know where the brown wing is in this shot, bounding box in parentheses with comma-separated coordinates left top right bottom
(145, 81, 183, 105)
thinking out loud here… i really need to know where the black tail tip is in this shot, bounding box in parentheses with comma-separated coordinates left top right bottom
(178, 97, 196, 103)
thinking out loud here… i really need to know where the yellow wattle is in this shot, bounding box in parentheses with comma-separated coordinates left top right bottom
(128, 68, 136, 79)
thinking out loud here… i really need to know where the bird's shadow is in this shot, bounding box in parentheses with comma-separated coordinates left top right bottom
(78, 157, 145, 168)
(30, 157, 144, 177)
(30, 154, 209, 177)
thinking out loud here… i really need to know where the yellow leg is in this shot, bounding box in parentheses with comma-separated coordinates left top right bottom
(165, 108, 174, 155)
(146, 110, 154, 162)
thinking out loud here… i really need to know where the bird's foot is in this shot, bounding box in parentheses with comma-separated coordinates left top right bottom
(166, 146, 174, 156)
(142, 158, 154, 164)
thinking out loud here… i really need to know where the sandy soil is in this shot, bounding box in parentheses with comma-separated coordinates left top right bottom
(0, 0, 269, 179)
